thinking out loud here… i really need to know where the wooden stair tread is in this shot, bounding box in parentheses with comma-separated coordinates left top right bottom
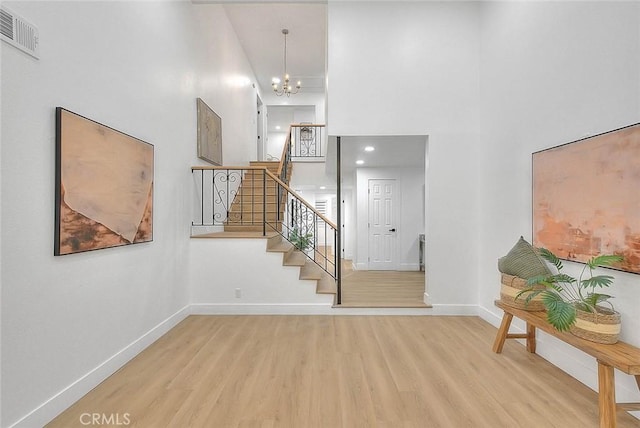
(284, 250, 307, 267)
(300, 261, 324, 280)
(223, 225, 265, 232)
(229, 207, 283, 213)
(250, 161, 280, 166)
(316, 275, 337, 294)
(267, 241, 294, 253)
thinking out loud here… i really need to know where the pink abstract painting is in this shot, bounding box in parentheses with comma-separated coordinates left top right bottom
(55, 108, 154, 255)
(533, 123, 640, 274)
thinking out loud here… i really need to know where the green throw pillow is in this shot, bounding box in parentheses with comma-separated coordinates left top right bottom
(498, 236, 552, 279)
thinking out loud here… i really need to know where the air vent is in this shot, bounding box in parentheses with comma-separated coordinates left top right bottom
(0, 5, 39, 59)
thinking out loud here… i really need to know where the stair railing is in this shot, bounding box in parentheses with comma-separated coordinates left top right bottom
(265, 169, 338, 280)
(191, 165, 338, 281)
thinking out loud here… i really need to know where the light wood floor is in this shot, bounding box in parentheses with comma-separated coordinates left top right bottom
(340, 261, 427, 308)
(47, 315, 640, 427)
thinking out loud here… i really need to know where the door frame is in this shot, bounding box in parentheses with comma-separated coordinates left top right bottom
(367, 178, 400, 270)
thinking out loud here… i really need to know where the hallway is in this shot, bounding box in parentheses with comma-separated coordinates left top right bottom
(340, 260, 427, 308)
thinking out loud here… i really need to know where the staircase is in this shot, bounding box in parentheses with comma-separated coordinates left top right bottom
(224, 161, 289, 233)
(266, 233, 337, 295)
(191, 123, 338, 303)
(220, 161, 335, 296)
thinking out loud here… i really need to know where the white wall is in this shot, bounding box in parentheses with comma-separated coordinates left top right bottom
(328, 0, 640, 407)
(0, 2, 258, 426)
(327, 1, 481, 304)
(4, 1, 639, 425)
(266, 131, 287, 159)
(189, 239, 333, 308)
(354, 167, 424, 271)
(265, 93, 327, 159)
(263, 91, 326, 125)
(289, 162, 335, 189)
(477, 0, 640, 404)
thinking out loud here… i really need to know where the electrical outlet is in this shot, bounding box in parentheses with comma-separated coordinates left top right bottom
(235, 288, 241, 298)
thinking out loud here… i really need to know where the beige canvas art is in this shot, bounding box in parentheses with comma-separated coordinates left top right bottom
(197, 98, 222, 165)
(533, 123, 640, 273)
(55, 108, 154, 255)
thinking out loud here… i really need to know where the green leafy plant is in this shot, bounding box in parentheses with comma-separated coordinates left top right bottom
(517, 248, 623, 332)
(289, 226, 313, 252)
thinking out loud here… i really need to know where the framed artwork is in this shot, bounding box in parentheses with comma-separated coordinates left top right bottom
(55, 107, 154, 255)
(197, 98, 222, 165)
(532, 123, 640, 274)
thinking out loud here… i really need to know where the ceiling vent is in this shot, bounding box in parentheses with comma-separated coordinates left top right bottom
(1, 5, 39, 59)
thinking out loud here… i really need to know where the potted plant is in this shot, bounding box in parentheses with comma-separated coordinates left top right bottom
(518, 248, 623, 344)
(289, 226, 313, 252)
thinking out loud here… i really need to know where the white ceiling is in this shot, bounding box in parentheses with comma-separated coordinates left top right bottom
(214, 2, 427, 191)
(223, 3, 327, 94)
(325, 135, 427, 190)
(331, 135, 427, 170)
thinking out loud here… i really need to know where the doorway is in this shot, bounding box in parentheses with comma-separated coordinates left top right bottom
(368, 178, 398, 270)
(330, 134, 428, 307)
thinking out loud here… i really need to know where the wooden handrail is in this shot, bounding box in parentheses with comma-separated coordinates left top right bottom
(264, 169, 337, 230)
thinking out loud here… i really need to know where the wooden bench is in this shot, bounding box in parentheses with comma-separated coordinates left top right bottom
(493, 300, 640, 428)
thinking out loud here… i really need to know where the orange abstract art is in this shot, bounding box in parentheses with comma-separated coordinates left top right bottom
(532, 123, 640, 274)
(55, 108, 154, 255)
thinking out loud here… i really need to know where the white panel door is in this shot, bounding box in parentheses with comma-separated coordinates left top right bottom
(368, 179, 398, 270)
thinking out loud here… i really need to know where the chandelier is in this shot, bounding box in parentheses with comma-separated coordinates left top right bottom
(272, 29, 301, 97)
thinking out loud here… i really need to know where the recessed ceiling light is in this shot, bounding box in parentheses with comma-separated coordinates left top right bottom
(364, 146, 375, 152)
(275, 125, 281, 130)
(356, 160, 365, 165)
(319, 186, 326, 190)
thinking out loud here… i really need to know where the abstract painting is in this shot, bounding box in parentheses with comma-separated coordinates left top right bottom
(197, 98, 222, 165)
(532, 123, 640, 274)
(55, 108, 154, 255)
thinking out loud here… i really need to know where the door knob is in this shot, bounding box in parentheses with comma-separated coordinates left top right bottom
(389, 228, 396, 232)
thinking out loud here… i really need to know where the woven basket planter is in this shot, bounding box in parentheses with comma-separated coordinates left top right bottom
(570, 307, 621, 345)
(499, 273, 545, 311)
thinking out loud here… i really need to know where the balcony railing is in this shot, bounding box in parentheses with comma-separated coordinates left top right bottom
(290, 124, 325, 159)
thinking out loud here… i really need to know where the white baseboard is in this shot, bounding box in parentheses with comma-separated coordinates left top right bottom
(353, 263, 421, 271)
(477, 304, 505, 328)
(429, 304, 479, 316)
(399, 263, 420, 271)
(12, 305, 191, 428)
(191, 303, 336, 315)
(192, 303, 478, 316)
